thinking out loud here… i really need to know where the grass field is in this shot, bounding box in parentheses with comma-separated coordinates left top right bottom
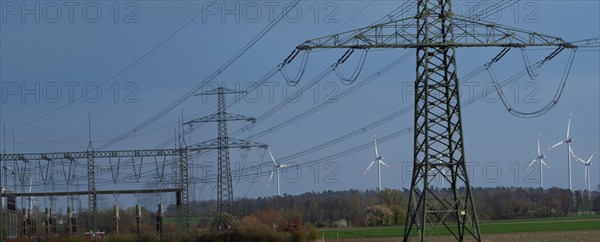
(319, 215, 600, 239)
(162, 214, 600, 240)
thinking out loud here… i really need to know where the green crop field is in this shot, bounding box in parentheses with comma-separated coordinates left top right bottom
(319, 215, 600, 239)
(160, 215, 600, 240)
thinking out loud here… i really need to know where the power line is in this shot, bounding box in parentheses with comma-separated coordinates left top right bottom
(149, 1, 419, 150)
(5, 0, 221, 134)
(196, 47, 574, 186)
(189, 0, 523, 160)
(96, 0, 301, 150)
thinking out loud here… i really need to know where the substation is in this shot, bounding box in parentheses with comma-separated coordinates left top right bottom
(0, 87, 266, 240)
(0, 148, 190, 240)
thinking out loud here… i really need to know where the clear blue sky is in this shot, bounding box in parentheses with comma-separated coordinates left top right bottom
(0, 0, 598, 207)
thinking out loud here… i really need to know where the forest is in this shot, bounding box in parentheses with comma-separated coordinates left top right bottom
(168, 186, 600, 228)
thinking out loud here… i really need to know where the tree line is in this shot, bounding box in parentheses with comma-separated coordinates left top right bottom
(168, 186, 600, 228)
(9, 186, 599, 239)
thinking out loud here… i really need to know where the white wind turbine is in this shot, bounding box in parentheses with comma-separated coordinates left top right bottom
(549, 113, 574, 190)
(435, 155, 449, 189)
(27, 178, 40, 212)
(267, 149, 290, 196)
(529, 133, 550, 188)
(364, 134, 389, 190)
(574, 151, 596, 191)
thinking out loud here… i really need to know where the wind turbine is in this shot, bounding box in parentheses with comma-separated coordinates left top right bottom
(267, 149, 289, 196)
(437, 168, 449, 189)
(364, 134, 389, 190)
(549, 113, 575, 190)
(27, 178, 39, 212)
(433, 154, 449, 189)
(574, 151, 596, 191)
(529, 133, 550, 188)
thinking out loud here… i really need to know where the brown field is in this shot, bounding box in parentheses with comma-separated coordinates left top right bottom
(332, 229, 600, 242)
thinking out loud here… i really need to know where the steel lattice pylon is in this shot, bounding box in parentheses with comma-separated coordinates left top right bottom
(86, 141, 97, 235)
(178, 139, 190, 235)
(286, 0, 576, 241)
(185, 87, 267, 229)
(405, 1, 480, 240)
(216, 90, 234, 220)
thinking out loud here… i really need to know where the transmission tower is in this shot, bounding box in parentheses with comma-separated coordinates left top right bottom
(285, 0, 576, 241)
(185, 87, 267, 229)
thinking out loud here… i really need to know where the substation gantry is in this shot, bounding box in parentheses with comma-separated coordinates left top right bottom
(0, 148, 190, 239)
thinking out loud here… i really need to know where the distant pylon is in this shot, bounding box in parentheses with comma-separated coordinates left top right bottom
(185, 87, 267, 229)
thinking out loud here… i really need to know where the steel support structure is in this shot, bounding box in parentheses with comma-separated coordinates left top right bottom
(286, 0, 575, 241)
(156, 204, 164, 239)
(3, 188, 182, 197)
(185, 87, 267, 229)
(86, 141, 97, 235)
(216, 89, 234, 224)
(0, 148, 186, 237)
(0, 149, 182, 161)
(404, 1, 480, 241)
(135, 205, 142, 241)
(178, 140, 190, 234)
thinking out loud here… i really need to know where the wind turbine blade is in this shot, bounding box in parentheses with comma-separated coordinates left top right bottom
(569, 146, 575, 157)
(528, 159, 537, 168)
(569, 147, 583, 162)
(269, 149, 277, 166)
(571, 149, 586, 164)
(567, 113, 572, 138)
(268, 171, 275, 186)
(587, 151, 597, 164)
(572, 153, 584, 163)
(540, 159, 550, 168)
(374, 134, 379, 158)
(379, 159, 390, 168)
(549, 141, 565, 150)
(364, 160, 376, 175)
(537, 135, 541, 155)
